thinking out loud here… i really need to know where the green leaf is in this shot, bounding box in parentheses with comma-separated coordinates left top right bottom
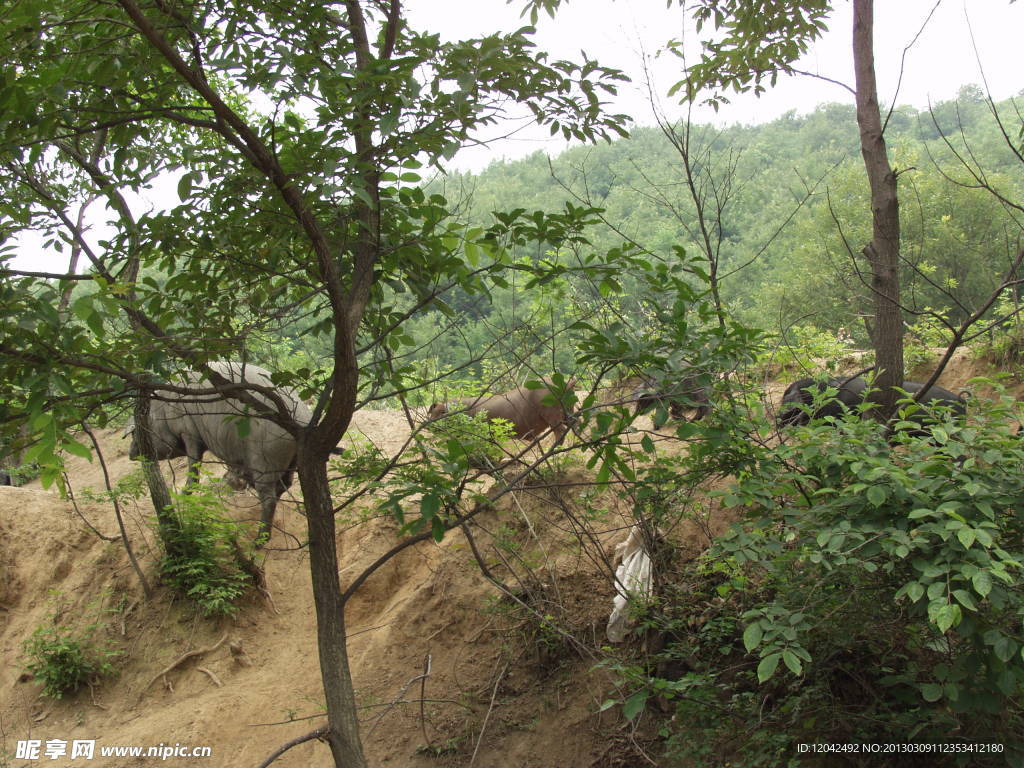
(420, 493, 441, 521)
(757, 652, 781, 683)
(920, 683, 943, 702)
(934, 604, 961, 634)
(997, 670, 1016, 696)
(233, 417, 252, 438)
(177, 172, 194, 201)
(971, 570, 991, 598)
(951, 590, 976, 611)
(71, 295, 94, 322)
(85, 309, 105, 338)
(742, 622, 763, 652)
(622, 689, 649, 720)
(926, 581, 946, 601)
(62, 438, 93, 462)
(597, 698, 617, 713)
(956, 527, 976, 549)
(866, 485, 886, 507)
(782, 649, 803, 676)
(993, 634, 1017, 663)
(431, 516, 446, 543)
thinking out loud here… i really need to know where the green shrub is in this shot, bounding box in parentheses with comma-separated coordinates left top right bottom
(904, 311, 955, 371)
(330, 434, 390, 494)
(606, 385, 1024, 766)
(977, 296, 1024, 370)
(0, 461, 39, 486)
(158, 477, 251, 617)
(78, 469, 148, 506)
(769, 324, 865, 373)
(425, 410, 514, 471)
(23, 599, 121, 698)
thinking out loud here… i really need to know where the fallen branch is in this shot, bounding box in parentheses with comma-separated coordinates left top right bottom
(366, 658, 432, 738)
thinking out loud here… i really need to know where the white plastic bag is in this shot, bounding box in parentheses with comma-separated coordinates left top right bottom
(606, 526, 652, 643)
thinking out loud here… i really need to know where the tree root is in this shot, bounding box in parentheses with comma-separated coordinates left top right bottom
(137, 632, 228, 703)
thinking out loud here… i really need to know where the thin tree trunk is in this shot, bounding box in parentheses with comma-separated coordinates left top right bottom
(57, 130, 106, 313)
(81, 422, 152, 598)
(133, 393, 181, 555)
(853, 0, 903, 417)
(297, 443, 367, 768)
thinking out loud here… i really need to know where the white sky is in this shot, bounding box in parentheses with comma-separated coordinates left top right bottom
(9, 0, 1023, 272)
(411, 0, 1023, 171)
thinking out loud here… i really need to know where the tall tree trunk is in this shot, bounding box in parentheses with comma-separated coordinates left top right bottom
(853, 0, 903, 417)
(296, 443, 367, 768)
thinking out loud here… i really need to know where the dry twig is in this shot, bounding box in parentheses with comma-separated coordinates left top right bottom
(469, 660, 509, 767)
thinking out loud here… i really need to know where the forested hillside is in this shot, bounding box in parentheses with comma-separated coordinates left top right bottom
(425, 87, 1023, 356)
(253, 89, 1024, 393)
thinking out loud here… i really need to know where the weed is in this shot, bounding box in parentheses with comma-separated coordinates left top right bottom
(424, 410, 514, 472)
(415, 737, 461, 758)
(157, 475, 252, 616)
(77, 469, 149, 506)
(22, 596, 121, 698)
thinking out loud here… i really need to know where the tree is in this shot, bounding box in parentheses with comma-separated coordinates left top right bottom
(671, 0, 1023, 417)
(668, 0, 905, 412)
(851, 0, 903, 414)
(0, 2, 627, 764)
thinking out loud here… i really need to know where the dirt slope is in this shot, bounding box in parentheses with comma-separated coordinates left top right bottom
(1, 406, 631, 768)
(0, 350, 1016, 767)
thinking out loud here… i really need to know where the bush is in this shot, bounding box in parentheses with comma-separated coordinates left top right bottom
(904, 311, 955, 371)
(2, 461, 40, 485)
(608, 386, 1024, 766)
(158, 477, 252, 617)
(977, 296, 1024, 370)
(330, 434, 390, 495)
(424, 410, 514, 471)
(769, 324, 865, 373)
(23, 598, 121, 698)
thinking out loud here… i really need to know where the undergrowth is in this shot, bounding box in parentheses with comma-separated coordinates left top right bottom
(157, 475, 252, 617)
(22, 592, 122, 698)
(602, 383, 1024, 767)
(977, 296, 1024, 372)
(424, 410, 515, 472)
